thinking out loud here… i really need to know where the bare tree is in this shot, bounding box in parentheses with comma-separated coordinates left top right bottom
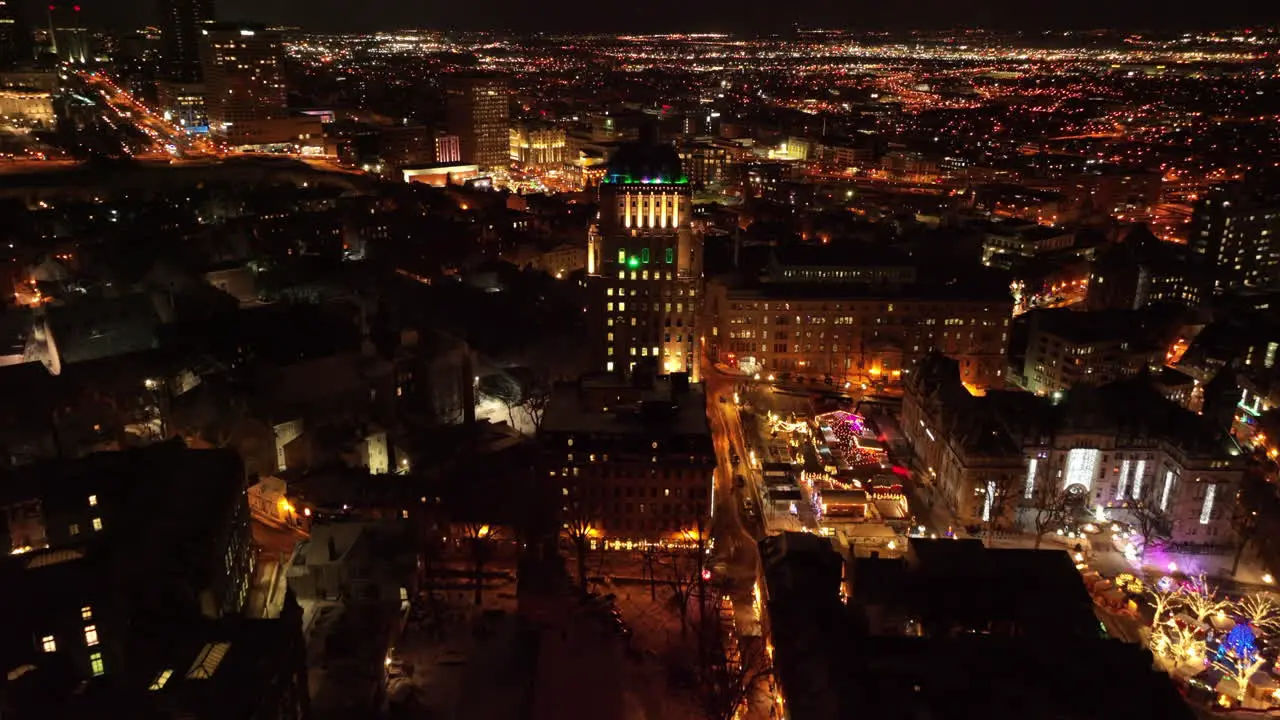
(697, 607, 773, 720)
(461, 522, 499, 606)
(658, 545, 702, 638)
(639, 544, 661, 601)
(1235, 594, 1280, 634)
(1181, 574, 1229, 626)
(561, 499, 595, 592)
(981, 473, 1022, 546)
(1126, 486, 1172, 562)
(477, 374, 523, 428)
(516, 382, 550, 435)
(1231, 503, 1259, 578)
(1027, 482, 1074, 550)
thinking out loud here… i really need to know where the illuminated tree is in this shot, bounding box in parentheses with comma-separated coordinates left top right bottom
(1181, 575, 1230, 626)
(1235, 594, 1280, 634)
(1151, 620, 1207, 669)
(1215, 652, 1266, 702)
(1146, 582, 1184, 631)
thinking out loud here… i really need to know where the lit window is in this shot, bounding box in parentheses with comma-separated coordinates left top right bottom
(606, 361, 615, 372)
(41, 635, 56, 653)
(88, 494, 98, 507)
(665, 248, 674, 263)
(81, 606, 92, 621)
(641, 248, 650, 263)
(617, 249, 625, 263)
(90, 652, 104, 676)
(84, 625, 99, 646)
(92, 518, 103, 531)
(149, 669, 174, 691)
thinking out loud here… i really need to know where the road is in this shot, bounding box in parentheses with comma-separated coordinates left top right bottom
(77, 71, 217, 158)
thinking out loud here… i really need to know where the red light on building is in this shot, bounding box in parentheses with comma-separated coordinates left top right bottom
(891, 465, 910, 477)
(73, 4, 80, 10)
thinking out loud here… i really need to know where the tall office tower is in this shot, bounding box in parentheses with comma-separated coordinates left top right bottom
(0, 0, 33, 69)
(159, 0, 215, 81)
(199, 22, 286, 136)
(444, 74, 509, 170)
(586, 135, 703, 380)
(1190, 183, 1280, 288)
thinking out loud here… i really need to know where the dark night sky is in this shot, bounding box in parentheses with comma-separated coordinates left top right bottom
(31, 0, 1280, 34)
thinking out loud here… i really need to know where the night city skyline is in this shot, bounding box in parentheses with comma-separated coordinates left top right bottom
(4, 0, 1280, 717)
(14, 0, 1280, 33)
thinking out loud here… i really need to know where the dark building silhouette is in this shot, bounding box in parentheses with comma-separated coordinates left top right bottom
(158, 0, 215, 81)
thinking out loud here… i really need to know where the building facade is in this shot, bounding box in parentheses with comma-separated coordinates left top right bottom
(445, 75, 509, 170)
(159, 0, 216, 82)
(705, 280, 1011, 389)
(586, 141, 703, 378)
(1021, 308, 1177, 397)
(904, 354, 1243, 548)
(199, 23, 287, 138)
(540, 372, 714, 546)
(1190, 184, 1280, 288)
(510, 124, 567, 167)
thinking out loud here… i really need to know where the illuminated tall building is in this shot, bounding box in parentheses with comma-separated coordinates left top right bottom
(0, 0, 32, 69)
(586, 136, 703, 379)
(199, 23, 286, 137)
(158, 0, 215, 81)
(444, 74, 509, 170)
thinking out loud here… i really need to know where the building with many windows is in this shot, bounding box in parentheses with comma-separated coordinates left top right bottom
(0, 442, 266, 710)
(510, 122, 567, 168)
(705, 275, 1011, 390)
(159, 0, 216, 82)
(903, 354, 1243, 547)
(539, 370, 714, 546)
(586, 138, 703, 379)
(199, 23, 287, 139)
(1190, 183, 1280, 288)
(1020, 306, 1183, 397)
(445, 74, 509, 170)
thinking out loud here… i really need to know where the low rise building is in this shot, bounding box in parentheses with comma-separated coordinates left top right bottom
(1021, 306, 1182, 396)
(760, 532, 1192, 720)
(0, 88, 54, 126)
(705, 274, 1011, 389)
(980, 220, 1074, 267)
(904, 354, 1244, 548)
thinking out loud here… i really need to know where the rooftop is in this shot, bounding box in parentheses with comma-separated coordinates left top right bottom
(542, 373, 710, 438)
(602, 141, 686, 186)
